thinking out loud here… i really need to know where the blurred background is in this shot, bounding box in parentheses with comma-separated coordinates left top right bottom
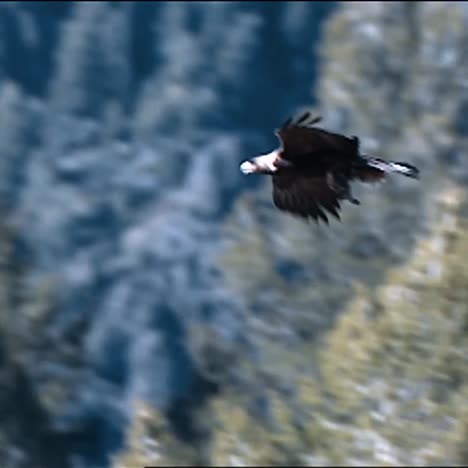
(1, 1, 468, 467)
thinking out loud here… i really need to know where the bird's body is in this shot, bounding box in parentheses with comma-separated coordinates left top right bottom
(240, 110, 419, 224)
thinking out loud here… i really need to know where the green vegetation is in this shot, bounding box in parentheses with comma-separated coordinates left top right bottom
(319, 185, 468, 466)
(115, 2, 468, 466)
(117, 185, 468, 467)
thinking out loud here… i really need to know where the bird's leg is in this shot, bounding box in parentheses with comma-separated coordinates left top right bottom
(342, 178, 360, 205)
(327, 172, 360, 205)
(343, 185, 360, 205)
(348, 194, 360, 205)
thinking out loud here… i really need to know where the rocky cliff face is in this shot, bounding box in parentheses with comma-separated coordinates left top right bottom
(2, 2, 468, 467)
(0, 2, 335, 467)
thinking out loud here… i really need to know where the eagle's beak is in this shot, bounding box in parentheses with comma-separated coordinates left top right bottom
(240, 160, 256, 174)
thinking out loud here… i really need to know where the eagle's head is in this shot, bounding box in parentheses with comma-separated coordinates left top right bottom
(240, 150, 289, 175)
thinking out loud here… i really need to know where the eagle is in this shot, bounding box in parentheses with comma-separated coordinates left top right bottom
(240, 109, 419, 224)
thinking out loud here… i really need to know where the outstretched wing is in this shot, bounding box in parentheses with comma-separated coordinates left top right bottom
(275, 110, 358, 162)
(272, 172, 343, 224)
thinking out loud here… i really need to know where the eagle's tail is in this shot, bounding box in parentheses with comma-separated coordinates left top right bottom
(355, 157, 419, 182)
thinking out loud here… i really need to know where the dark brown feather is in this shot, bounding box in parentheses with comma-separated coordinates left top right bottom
(271, 112, 359, 222)
(275, 112, 359, 164)
(272, 173, 343, 224)
(244, 109, 420, 223)
(353, 166, 386, 183)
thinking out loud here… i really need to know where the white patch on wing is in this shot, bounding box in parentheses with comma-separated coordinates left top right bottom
(389, 162, 411, 174)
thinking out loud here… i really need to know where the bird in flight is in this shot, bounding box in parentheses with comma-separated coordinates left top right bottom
(239, 109, 419, 224)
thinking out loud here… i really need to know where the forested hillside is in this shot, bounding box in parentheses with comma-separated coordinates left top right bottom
(0, 2, 467, 467)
